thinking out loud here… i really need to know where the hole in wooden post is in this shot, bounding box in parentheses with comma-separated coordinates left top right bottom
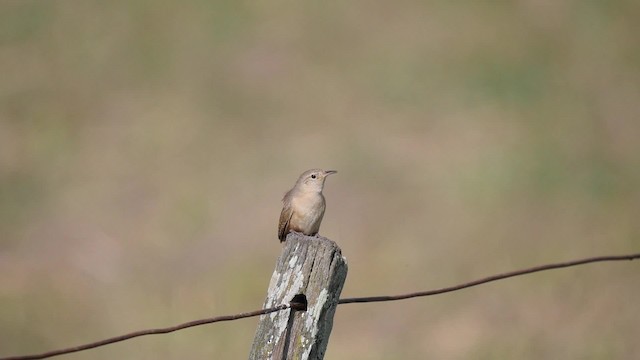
(289, 294, 308, 311)
(280, 294, 307, 359)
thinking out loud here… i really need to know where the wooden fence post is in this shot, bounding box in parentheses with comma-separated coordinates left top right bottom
(249, 233, 348, 360)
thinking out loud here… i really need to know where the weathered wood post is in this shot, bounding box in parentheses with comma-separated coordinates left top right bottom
(249, 232, 348, 360)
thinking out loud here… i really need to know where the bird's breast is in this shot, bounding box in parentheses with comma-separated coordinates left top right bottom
(291, 192, 324, 216)
(289, 192, 326, 233)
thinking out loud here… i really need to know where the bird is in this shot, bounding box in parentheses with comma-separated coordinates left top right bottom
(278, 169, 337, 242)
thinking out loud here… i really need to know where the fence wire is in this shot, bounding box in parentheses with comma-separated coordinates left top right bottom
(2, 252, 638, 360)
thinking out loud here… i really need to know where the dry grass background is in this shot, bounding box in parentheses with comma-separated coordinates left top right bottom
(1, 1, 639, 359)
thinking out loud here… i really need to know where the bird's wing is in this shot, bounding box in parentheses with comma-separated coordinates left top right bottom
(278, 202, 293, 242)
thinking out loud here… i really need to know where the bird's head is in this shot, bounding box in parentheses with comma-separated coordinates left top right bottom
(296, 169, 337, 193)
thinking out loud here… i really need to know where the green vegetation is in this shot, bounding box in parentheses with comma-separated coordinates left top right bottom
(1, 1, 638, 358)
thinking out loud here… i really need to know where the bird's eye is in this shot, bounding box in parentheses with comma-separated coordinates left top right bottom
(311, 174, 317, 179)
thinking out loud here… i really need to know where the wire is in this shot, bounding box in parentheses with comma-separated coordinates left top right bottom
(1, 252, 638, 360)
(1, 304, 290, 360)
(339, 253, 640, 304)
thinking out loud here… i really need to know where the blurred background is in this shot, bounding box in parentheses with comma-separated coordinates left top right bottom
(1, 1, 639, 359)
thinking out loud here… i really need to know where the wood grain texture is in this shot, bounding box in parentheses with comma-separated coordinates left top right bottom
(249, 233, 348, 360)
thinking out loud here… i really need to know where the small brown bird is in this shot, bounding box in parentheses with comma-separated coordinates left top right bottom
(278, 169, 337, 242)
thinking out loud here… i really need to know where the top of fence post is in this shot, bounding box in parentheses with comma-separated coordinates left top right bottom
(249, 233, 348, 360)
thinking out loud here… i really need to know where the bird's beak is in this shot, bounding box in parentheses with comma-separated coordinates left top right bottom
(324, 170, 337, 176)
